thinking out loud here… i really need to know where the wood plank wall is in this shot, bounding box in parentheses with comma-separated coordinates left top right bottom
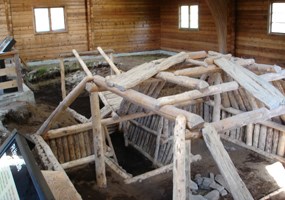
(160, 0, 219, 52)
(90, 0, 161, 53)
(0, 0, 9, 40)
(236, 0, 285, 67)
(8, 0, 88, 60)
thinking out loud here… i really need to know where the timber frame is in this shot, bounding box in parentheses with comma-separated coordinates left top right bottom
(33, 47, 285, 200)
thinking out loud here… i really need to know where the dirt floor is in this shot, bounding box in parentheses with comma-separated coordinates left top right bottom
(66, 135, 284, 200)
(1, 54, 285, 200)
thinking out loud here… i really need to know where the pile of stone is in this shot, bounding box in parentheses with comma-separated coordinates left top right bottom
(190, 173, 230, 200)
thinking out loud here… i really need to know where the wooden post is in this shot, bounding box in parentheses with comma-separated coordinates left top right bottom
(202, 124, 254, 200)
(59, 58, 67, 99)
(277, 133, 285, 157)
(185, 140, 191, 200)
(153, 117, 164, 165)
(109, 53, 115, 75)
(14, 53, 23, 92)
(213, 73, 222, 122)
(90, 90, 107, 188)
(72, 49, 93, 77)
(173, 115, 187, 200)
(97, 47, 121, 75)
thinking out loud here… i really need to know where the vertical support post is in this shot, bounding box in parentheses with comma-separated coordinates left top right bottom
(90, 89, 107, 188)
(277, 133, 285, 157)
(14, 53, 23, 92)
(109, 53, 114, 75)
(213, 73, 222, 122)
(185, 140, 191, 200)
(153, 117, 164, 165)
(60, 58, 67, 99)
(173, 115, 187, 200)
(246, 123, 254, 146)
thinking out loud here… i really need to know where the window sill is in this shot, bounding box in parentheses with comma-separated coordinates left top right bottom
(34, 30, 68, 35)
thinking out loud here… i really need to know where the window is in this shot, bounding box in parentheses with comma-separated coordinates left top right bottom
(269, 2, 285, 34)
(34, 7, 66, 33)
(179, 5, 199, 29)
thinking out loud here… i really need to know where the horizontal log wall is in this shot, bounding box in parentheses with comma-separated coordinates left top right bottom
(91, 0, 161, 53)
(236, 0, 285, 67)
(160, 0, 219, 52)
(0, 0, 9, 39)
(9, 0, 88, 60)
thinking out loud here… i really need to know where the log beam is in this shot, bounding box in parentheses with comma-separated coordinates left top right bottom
(202, 124, 254, 200)
(156, 71, 209, 90)
(97, 47, 121, 75)
(157, 82, 238, 108)
(211, 105, 285, 133)
(45, 112, 153, 140)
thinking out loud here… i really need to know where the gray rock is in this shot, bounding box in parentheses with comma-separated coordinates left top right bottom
(215, 174, 230, 192)
(190, 179, 199, 190)
(209, 182, 228, 196)
(190, 194, 207, 200)
(204, 190, 220, 200)
(200, 177, 214, 190)
(195, 174, 203, 186)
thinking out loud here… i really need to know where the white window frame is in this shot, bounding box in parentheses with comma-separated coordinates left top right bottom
(268, 1, 285, 35)
(33, 6, 67, 34)
(179, 4, 199, 30)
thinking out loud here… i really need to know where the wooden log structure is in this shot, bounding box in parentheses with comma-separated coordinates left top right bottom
(93, 75, 204, 129)
(214, 58, 285, 110)
(36, 48, 285, 200)
(105, 51, 207, 91)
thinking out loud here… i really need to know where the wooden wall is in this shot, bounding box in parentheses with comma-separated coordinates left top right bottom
(8, 0, 88, 60)
(90, 0, 161, 53)
(0, 0, 9, 40)
(236, 0, 285, 67)
(160, 0, 219, 52)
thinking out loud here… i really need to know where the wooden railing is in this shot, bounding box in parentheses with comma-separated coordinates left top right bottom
(0, 50, 23, 92)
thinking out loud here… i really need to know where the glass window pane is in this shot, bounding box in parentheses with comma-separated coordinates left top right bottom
(50, 7, 65, 31)
(272, 23, 285, 33)
(272, 3, 285, 13)
(272, 12, 285, 23)
(190, 5, 199, 29)
(34, 8, 50, 32)
(180, 6, 189, 28)
(271, 3, 285, 33)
